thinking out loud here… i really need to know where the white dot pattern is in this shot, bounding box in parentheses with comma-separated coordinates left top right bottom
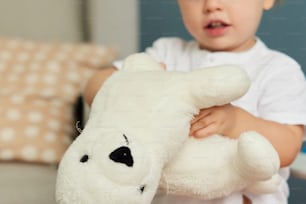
(42, 149, 56, 163)
(0, 128, 15, 141)
(6, 109, 21, 121)
(0, 37, 117, 164)
(25, 126, 40, 138)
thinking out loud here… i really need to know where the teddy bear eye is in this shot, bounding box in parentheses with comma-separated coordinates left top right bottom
(109, 146, 134, 167)
(80, 154, 89, 163)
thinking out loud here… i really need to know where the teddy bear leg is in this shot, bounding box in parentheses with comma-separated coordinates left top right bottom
(245, 174, 281, 194)
(235, 131, 280, 181)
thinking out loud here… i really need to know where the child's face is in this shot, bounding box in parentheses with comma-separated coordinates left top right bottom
(177, 0, 275, 52)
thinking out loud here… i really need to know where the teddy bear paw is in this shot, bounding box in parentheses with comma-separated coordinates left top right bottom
(235, 131, 280, 181)
(245, 174, 281, 194)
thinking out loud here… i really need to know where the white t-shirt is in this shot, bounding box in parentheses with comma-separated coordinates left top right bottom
(115, 37, 306, 204)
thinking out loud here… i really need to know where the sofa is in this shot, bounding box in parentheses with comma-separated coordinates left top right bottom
(0, 37, 117, 204)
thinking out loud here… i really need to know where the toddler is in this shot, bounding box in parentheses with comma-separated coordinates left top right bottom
(84, 0, 306, 203)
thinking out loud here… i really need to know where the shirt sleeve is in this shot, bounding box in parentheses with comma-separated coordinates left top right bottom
(145, 38, 168, 63)
(257, 56, 306, 137)
(113, 37, 170, 70)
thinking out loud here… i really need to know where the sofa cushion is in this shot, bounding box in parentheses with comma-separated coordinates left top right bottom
(0, 37, 117, 164)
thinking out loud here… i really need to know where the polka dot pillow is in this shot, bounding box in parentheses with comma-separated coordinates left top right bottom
(0, 37, 117, 164)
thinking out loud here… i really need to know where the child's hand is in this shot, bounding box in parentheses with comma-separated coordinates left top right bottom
(190, 104, 239, 139)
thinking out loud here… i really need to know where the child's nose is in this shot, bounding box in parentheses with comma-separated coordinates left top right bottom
(203, 0, 223, 14)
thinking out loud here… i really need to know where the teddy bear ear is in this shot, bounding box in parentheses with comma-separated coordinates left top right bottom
(121, 53, 164, 72)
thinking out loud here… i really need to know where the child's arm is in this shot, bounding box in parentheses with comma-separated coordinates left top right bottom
(83, 62, 166, 106)
(190, 104, 304, 167)
(83, 67, 117, 106)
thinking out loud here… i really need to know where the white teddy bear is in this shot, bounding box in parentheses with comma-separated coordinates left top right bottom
(56, 53, 280, 204)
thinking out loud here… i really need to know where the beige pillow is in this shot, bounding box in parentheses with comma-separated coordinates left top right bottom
(0, 37, 117, 164)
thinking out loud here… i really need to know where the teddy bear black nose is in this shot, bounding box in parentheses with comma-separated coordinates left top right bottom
(80, 154, 89, 163)
(109, 146, 134, 167)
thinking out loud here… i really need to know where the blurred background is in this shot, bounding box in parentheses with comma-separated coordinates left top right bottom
(0, 0, 138, 59)
(0, 0, 305, 203)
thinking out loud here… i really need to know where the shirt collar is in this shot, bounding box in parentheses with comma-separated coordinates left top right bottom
(191, 37, 268, 66)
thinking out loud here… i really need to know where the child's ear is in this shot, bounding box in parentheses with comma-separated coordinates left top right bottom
(263, 0, 275, 10)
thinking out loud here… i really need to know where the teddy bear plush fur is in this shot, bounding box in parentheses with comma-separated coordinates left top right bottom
(56, 53, 280, 204)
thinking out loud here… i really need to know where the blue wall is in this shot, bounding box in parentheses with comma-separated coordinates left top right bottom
(140, 0, 306, 74)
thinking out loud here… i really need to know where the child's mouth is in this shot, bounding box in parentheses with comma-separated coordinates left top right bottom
(204, 21, 230, 36)
(206, 22, 228, 29)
